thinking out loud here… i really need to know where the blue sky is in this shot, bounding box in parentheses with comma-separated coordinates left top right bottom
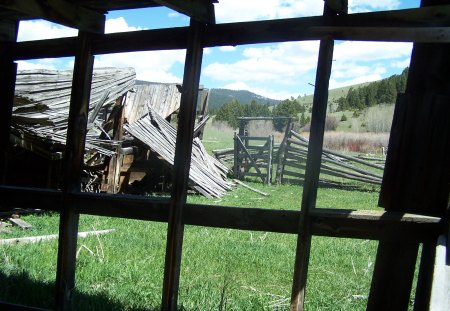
(17, 0, 419, 100)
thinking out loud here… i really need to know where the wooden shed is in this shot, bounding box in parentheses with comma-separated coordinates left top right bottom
(0, 1, 449, 311)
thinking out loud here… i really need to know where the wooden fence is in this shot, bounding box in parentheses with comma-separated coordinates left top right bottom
(277, 129, 385, 187)
(233, 133, 274, 184)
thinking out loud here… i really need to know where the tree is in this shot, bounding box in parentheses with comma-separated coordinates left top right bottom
(272, 98, 303, 131)
(244, 100, 271, 117)
(214, 99, 245, 128)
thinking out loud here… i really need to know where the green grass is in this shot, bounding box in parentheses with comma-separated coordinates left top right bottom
(0, 182, 386, 310)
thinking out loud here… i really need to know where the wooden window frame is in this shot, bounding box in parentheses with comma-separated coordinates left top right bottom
(0, 2, 449, 311)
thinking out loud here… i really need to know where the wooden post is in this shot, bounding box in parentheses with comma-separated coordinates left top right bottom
(290, 3, 337, 310)
(161, 19, 205, 311)
(0, 19, 19, 184)
(55, 31, 95, 311)
(267, 135, 273, 185)
(276, 120, 293, 184)
(233, 132, 239, 179)
(369, 0, 450, 309)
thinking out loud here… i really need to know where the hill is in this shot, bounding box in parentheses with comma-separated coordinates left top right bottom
(208, 88, 280, 113)
(297, 81, 371, 106)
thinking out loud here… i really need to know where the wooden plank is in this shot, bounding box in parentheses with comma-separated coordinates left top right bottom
(12, 5, 450, 61)
(162, 19, 205, 311)
(290, 3, 336, 309)
(0, 186, 442, 242)
(9, 217, 32, 229)
(153, 0, 215, 24)
(233, 179, 269, 197)
(429, 234, 450, 311)
(0, 0, 105, 33)
(0, 19, 18, 184)
(55, 30, 95, 311)
(0, 229, 114, 245)
(369, 0, 450, 308)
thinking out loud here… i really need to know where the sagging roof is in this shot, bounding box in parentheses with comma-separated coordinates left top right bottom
(12, 67, 136, 157)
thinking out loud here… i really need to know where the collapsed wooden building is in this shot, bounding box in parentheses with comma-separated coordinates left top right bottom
(0, 1, 449, 311)
(8, 68, 229, 197)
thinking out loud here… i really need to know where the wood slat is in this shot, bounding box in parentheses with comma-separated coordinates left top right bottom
(11, 5, 450, 61)
(0, 0, 105, 34)
(55, 30, 95, 310)
(0, 186, 442, 243)
(291, 3, 336, 309)
(162, 19, 205, 311)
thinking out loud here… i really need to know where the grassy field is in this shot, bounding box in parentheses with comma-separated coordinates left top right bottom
(0, 183, 384, 310)
(0, 118, 415, 310)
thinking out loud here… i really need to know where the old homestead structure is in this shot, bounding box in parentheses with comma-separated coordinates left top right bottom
(0, 0, 449, 310)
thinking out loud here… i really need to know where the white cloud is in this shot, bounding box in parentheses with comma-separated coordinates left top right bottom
(94, 50, 185, 83)
(105, 17, 143, 33)
(17, 60, 57, 71)
(18, 20, 77, 41)
(219, 46, 237, 52)
(214, 0, 404, 23)
(391, 58, 411, 68)
(168, 12, 181, 18)
(204, 41, 320, 84)
(334, 41, 412, 63)
(214, 0, 323, 23)
(349, 0, 401, 13)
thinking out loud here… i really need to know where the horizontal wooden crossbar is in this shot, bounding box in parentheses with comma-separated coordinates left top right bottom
(0, 186, 442, 243)
(12, 5, 450, 60)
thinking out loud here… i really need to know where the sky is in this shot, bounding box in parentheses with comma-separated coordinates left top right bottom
(17, 0, 420, 100)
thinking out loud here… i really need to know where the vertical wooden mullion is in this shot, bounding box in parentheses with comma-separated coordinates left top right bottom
(290, 4, 336, 310)
(55, 31, 95, 311)
(0, 18, 19, 183)
(162, 19, 205, 311)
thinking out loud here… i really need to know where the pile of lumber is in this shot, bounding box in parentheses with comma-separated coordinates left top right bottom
(125, 109, 232, 198)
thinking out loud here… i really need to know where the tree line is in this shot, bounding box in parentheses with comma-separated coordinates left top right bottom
(336, 67, 408, 111)
(214, 98, 310, 131)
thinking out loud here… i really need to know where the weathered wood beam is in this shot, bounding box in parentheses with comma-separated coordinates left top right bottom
(12, 5, 450, 61)
(153, 0, 215, 24)
(0, 186, 442, 242)
(290, 2, 336, 309)
(0, 19, 18, 184)
(55, 30, 95, 311)
(76, 0, 161, 12)
(161, 19, 205, 311)
(369, 0, 450, 309)
(0, 0, 105, 33)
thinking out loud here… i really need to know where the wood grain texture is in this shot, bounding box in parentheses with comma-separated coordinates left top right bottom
(0, 0, 105, 33)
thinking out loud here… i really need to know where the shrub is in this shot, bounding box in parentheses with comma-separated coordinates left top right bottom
(340, 114, 347, 122)
(325, 116, 338, 131)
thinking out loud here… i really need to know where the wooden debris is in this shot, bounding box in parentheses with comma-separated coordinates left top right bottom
(125, 108, 232, 198)
(278, 130, 384, 186)
(0, 229, 115, 245)
(233, 179, 269, 197)
(8, 217, 32, 229)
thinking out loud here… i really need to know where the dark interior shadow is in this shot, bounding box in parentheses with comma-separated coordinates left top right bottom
(0, 270, 189, 310)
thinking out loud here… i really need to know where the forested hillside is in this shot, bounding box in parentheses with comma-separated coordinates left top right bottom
(208, 88, 279, 113)
(335, 67, 408, 111)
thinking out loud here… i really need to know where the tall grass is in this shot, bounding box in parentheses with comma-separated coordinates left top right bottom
(0, 183, 386, 310)
(323, 131, 389, 154)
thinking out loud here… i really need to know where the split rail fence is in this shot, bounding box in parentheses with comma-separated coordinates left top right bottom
(0, 1, 449, 311)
